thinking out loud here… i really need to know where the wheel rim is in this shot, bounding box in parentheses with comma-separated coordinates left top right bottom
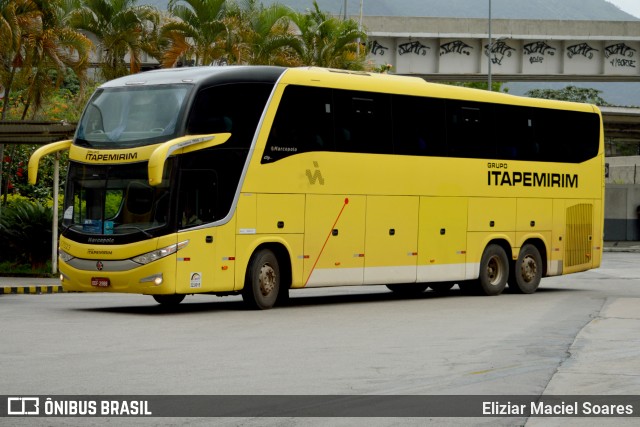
(520, 255, 538, 283)
(258, 263, 276, 297)
(486, 255, 504, 286)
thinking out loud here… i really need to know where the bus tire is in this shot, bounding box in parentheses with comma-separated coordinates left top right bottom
(509, 244, 542, 294)
(152, 294, 185, 305)
(386, 283, 429, 295)
(477, 244, 509, 296)
(242, 248, 280, 310)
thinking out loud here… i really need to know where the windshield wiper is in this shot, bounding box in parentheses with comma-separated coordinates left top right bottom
(115, 225, 153, 238)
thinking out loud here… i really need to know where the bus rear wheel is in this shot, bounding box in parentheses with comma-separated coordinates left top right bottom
(243, 248, 280, 310)
(477, 244, 509, 296)
(152, 294, 185, 305)
(509, 244, 542, 294)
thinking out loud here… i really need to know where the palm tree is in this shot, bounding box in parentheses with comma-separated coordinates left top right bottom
(290, 0, 366, 69)
(161, 0, 227, 67)
(68, 0, 160, 80)
(0, 0, 39, 212)
(0, 0, 40, 120)
(19, 0, 92, 119)
(234, 1, 299, 66)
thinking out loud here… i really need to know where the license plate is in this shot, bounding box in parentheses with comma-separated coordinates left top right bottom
(91, 277, 110, 287)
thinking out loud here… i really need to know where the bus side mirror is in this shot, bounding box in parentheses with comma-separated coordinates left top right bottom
(147, 133, 231, 186)
(28, 140, 72, 184)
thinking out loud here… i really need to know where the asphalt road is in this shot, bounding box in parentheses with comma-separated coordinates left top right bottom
(2, 252, 639, 426)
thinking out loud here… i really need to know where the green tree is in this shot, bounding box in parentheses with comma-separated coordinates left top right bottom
(231, 1, 299, 66)
(18, 0, 92, 119)
(68, 0, 160, 80)
(290, 0, 366, 69)
(0, 199, 53, 270)
(161, 0, 228, 67)
(525, 85, 610, 106)
(0, 0, 40, 120)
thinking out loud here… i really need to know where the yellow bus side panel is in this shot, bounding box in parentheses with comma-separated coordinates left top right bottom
(468, 198, 516, 232)
(417, 197, 468, 282)
(236, 192, 257, 233)
(304, 195, 366, 286)
(364, 196, 419, 284)
(174, 218, 237, 294)
(175, 228, 216, 294)
(516, 199, 552, 232)
(592, 198, 603, 269)
(257, 194, 305, 234)
(549, 199, 567, 275)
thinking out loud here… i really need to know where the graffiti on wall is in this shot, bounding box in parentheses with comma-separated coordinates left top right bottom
(369, 40, 389, 56)
(398, 41, 430, 56)
(440, 40, 473, 56)
(566, 43, 599, 59)
(484, 40, 516, 65)
(605, 43, 636, 68)
(523, 41, 556, 64)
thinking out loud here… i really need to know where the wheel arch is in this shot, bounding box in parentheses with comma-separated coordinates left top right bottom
(485, 238, 513, 263)
(238, 239, 293, 292)
(518, 237, 548, 277)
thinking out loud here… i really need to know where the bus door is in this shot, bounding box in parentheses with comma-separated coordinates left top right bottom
(174, 168, 220, 294)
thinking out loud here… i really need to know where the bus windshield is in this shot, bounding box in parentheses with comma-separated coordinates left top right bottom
(76, 85, 191, 148)
(62, 162, 173, 238)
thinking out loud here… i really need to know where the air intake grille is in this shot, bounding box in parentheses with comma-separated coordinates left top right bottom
(565, 203, 593, 268)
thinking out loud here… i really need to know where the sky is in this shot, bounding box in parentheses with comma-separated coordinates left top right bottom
(607, 0, 640, 18)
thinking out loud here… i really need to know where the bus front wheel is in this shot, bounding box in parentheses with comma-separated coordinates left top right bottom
(243, 248, 280, 310)
(509, 244, 542, 294)
(477, 244, 509, 296)
(152, 294, 185, 305)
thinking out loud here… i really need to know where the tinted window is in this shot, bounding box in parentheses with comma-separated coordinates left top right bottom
(187, 82, 274, 150)
(263, 86, 334, 163)
(262, 85, 600, 164)
(333, 89, 393, 154)
(446, 101, 492, 159)
(393, 95, 447, 156)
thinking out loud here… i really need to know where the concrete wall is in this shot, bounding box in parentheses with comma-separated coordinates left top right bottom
(362, 17, 640, 81)
(605, 184, 640, 241)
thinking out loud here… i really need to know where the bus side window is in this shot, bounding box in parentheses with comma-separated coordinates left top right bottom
(447, 102, 491, 159)
(392, 95, 446, 156)
(263, 85, 334, 163)
(333, 90, 393, 154)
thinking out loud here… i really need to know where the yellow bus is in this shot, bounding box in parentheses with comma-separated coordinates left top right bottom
(29, 66, 604, 309)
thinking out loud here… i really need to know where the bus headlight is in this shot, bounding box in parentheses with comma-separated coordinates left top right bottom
(59, 249, 74, 263)
(131, 240, 189, 265)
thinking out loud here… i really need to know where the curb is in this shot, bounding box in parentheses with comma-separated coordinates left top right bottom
(1, 285, 65, 295)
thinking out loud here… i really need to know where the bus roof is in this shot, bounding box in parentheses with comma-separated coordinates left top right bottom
(100, 65, 286, 89)
(101, 65, 598, 114)
(281, 67, 599, 114)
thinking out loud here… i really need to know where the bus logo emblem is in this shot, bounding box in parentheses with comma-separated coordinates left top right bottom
(306, 161, 325, 185)
(96, 261, 104, 271)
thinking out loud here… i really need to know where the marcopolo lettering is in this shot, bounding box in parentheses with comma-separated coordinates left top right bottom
(85, 152, 138, 162)
(488, 170, 578, 188)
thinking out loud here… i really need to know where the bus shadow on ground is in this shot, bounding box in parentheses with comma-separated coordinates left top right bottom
(71, 285, 576, 315)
